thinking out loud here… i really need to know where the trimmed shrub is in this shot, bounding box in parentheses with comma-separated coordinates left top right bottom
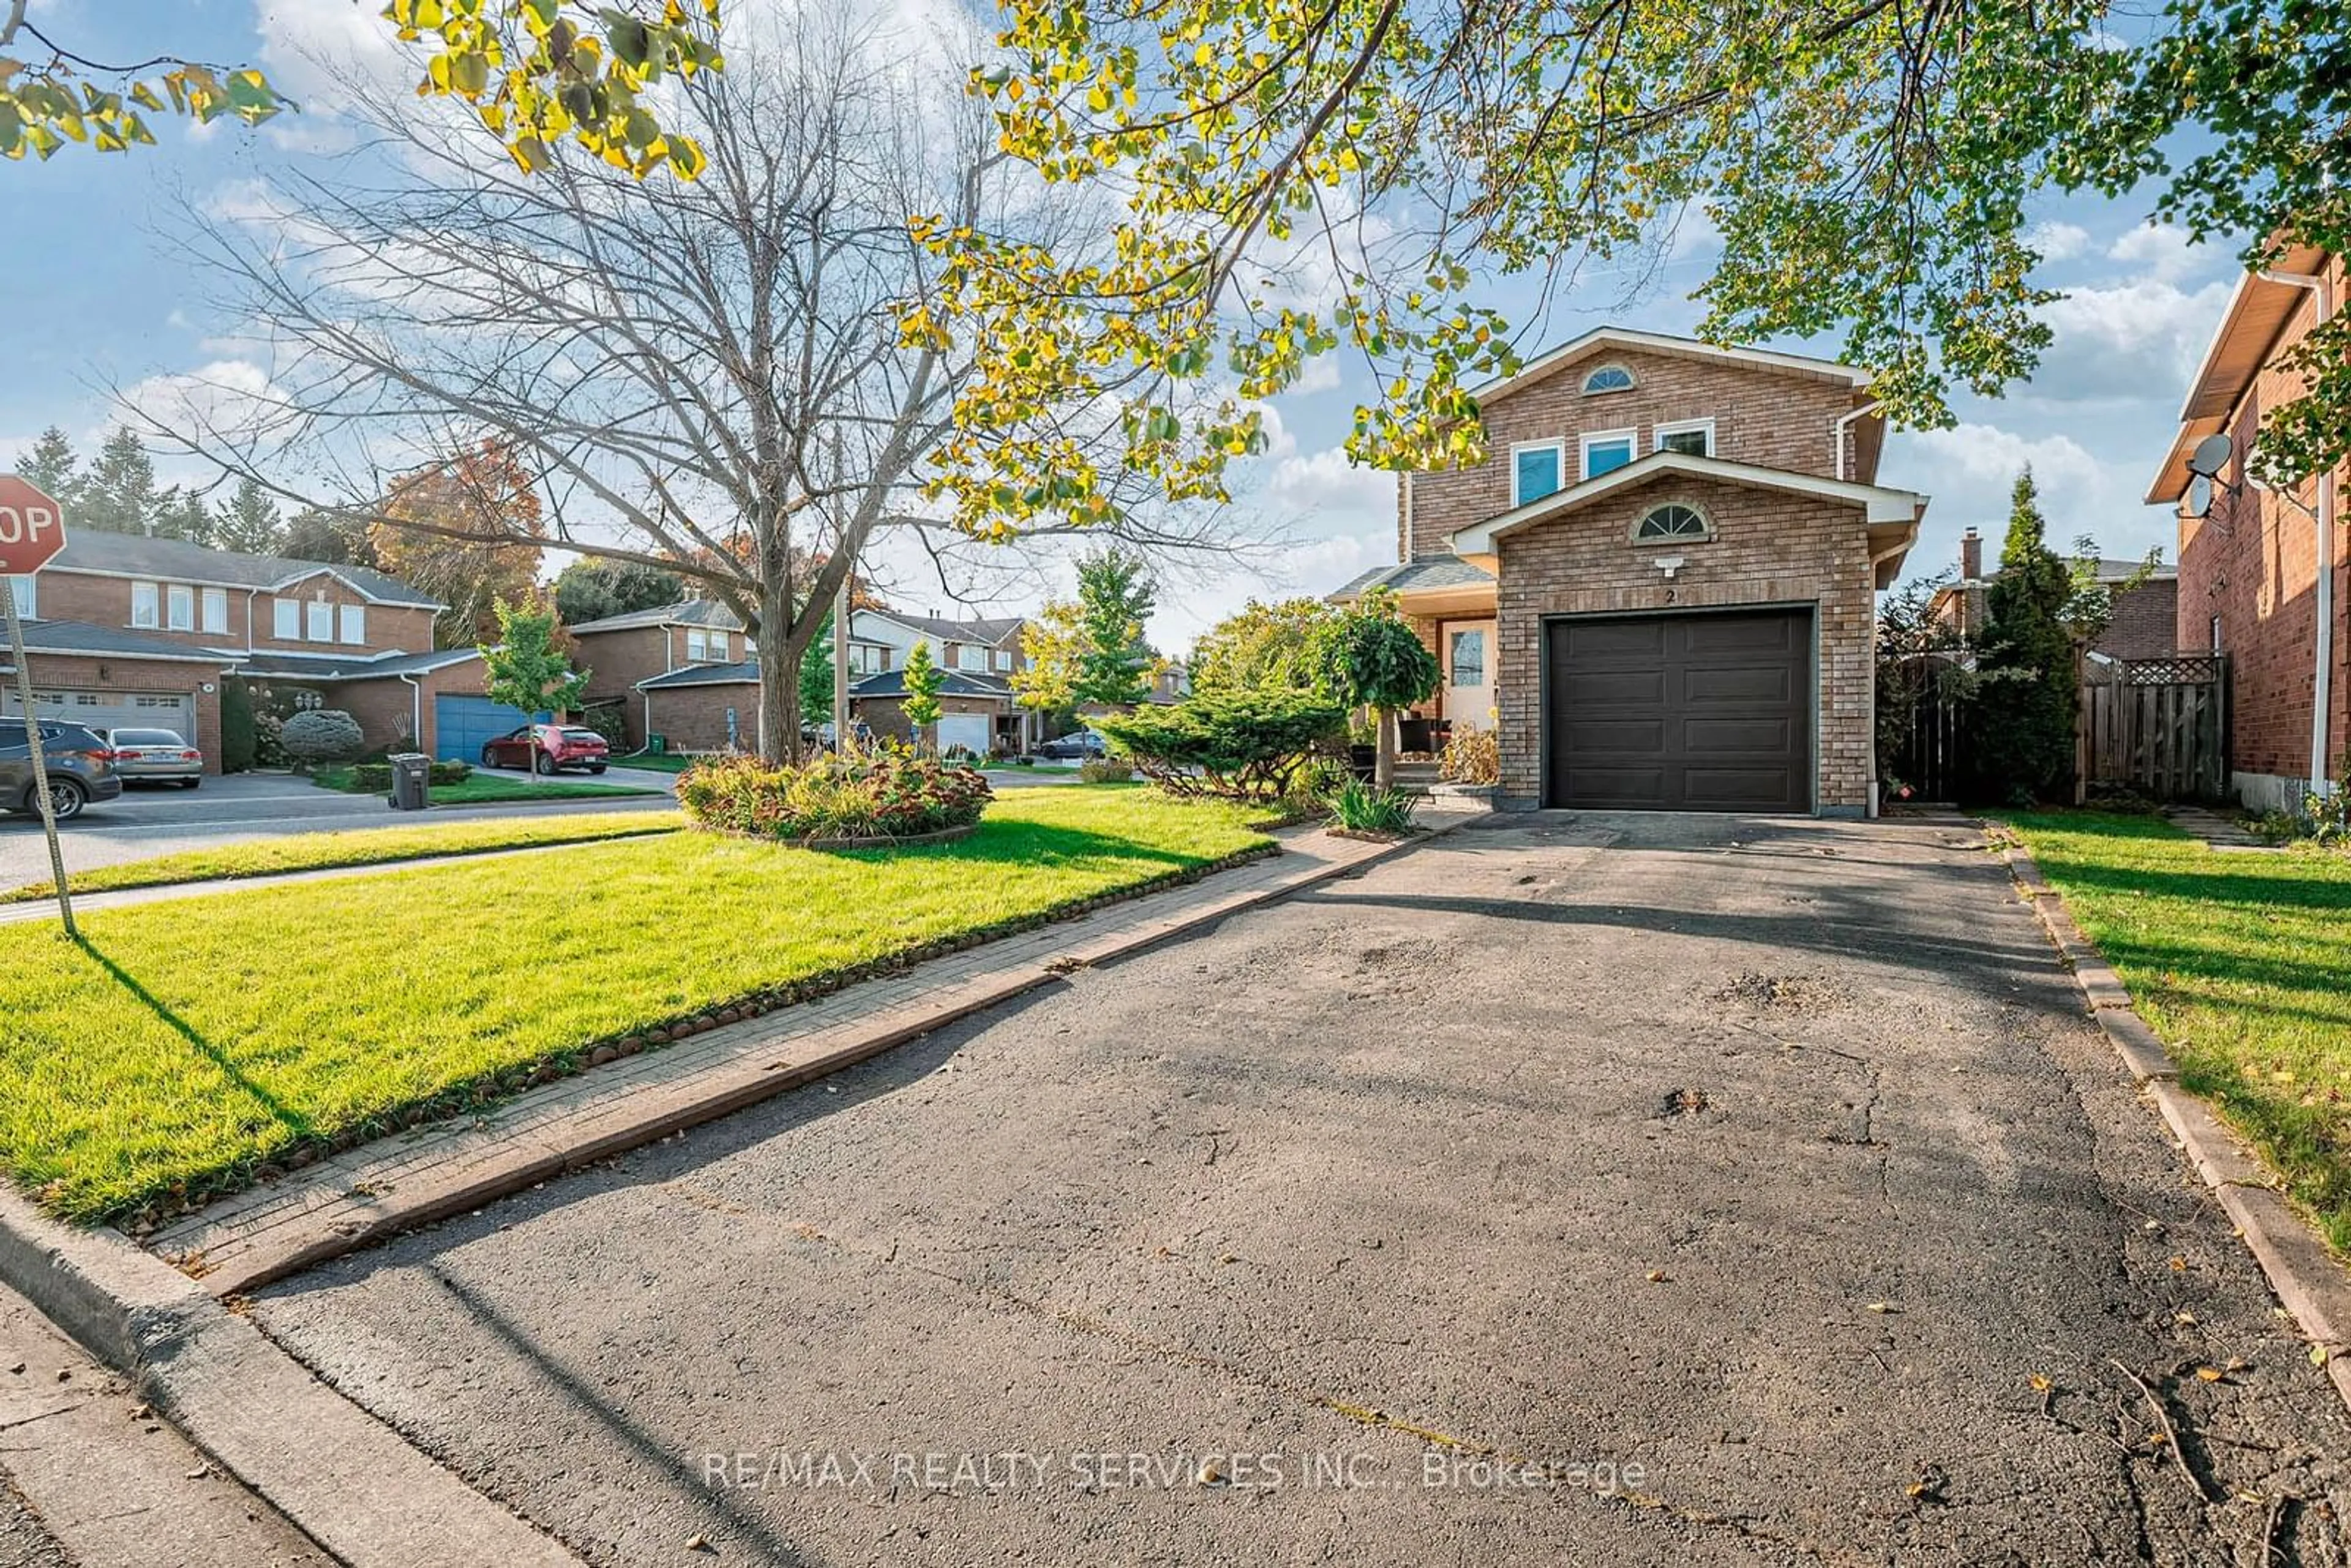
(278, 709, 366, 773)
(579, 702, 630, 749)
(1092, 689, 1346, 800)
(346, 760, 472, 792)
(676, 746, 993, 841)
(1078, 757, 1134, 784)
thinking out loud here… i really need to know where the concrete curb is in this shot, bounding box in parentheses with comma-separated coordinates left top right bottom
(0, 1185, 582, 1567)
(1996, 829, 2351, 1413)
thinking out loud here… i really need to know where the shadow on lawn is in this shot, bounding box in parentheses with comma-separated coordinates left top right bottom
(75, 937, 316, 1141)
(816, 817, 1247, 874)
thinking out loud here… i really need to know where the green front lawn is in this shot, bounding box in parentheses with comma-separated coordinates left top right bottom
(2, 812, 684, 903)
(0, 787, 1270, 1221)
(604, 751, 702, 773)
(2000, 811, 2351, 1249)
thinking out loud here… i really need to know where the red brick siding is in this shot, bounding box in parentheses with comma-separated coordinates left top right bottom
(572, 626, 678, 748)
(31, 569, 436, 657)
(1406, 347, 1870, 558)
(17, 651, 228, 773)
(2094, 579, 2180, 662)
(857, 694, 1010, 745)
(1492, 475, 1878, 809)
(642, 682, 760, 753)
(311, 659, 487, 758)
(2176, 255, 2350, 785)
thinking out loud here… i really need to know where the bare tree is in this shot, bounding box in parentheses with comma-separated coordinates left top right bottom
(138, 10, 1259, 760)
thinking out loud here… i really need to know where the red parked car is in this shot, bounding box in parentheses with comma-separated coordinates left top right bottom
(479, 723, 611, 775)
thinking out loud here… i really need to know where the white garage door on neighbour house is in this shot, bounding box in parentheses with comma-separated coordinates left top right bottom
(936, 713, 992, 759)
(1, 688, 194, 739)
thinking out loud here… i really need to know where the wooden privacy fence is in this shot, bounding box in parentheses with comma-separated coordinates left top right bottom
(2077, 654, 2228, 803)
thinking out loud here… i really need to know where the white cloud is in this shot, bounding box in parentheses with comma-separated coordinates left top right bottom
(1262, 443, 1394, 535)
(2027, 220, 2091, 263)
(115, 359, 283, 452)
(1888, 421, 2174, 579)
(2105, 222, 2206, 285)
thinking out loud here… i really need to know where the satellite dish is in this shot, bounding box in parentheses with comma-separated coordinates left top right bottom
(2186, 474, 2213, 519)
(2187, 433, 2233, 477)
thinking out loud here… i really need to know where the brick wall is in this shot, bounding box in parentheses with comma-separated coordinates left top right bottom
(643, 681, 760, 753)
(1405, 346, 1870, 557)
(18, 652, 227, 773)
(572, 626, 677, 748)
(2095, 579, 2180, 662)
(1492, 474, 1878, 810)
(857, 694, 1006, 745)
(31, 569, 436, 657)
(316, 659, 490, 758)
(2177, 256, 2350, 788)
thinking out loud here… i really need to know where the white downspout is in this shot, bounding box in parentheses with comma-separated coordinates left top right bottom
(1832, 401, 1882, 482)
(398, 671, 422, 756)
(2259, 265, 2339, 793)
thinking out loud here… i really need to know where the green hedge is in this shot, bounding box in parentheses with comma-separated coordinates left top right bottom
(1092, 689, 1346, 800)
(346, 760, 473, 792)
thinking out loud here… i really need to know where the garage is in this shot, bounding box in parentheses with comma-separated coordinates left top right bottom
(435, 694, 546, 763)
(2, 688, 195, 739)
(1543, 609, 1812, 812)
(936, 713, 992, 759)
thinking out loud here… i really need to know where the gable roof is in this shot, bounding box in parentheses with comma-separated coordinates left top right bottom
(1451, 450, 1925, 556)
(2145, 242, 2333, 503)
(568, 598, 744, 636)
(47, 531, 441, 609)
(233, 647, 484, 681)
(857, 608, 1026, 647)
(1471, 326, 1874, 407)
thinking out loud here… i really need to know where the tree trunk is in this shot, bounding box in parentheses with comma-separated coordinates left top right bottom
(1373, 706, 1395, 790)
(757, 579, 796, 763)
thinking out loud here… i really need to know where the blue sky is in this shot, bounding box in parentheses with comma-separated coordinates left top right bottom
(2, 0, 2243, 649)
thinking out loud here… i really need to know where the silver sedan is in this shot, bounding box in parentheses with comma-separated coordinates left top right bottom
(103, 727, 204, 788)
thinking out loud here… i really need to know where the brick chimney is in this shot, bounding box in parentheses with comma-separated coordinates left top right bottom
(1959, 526, 1982, 582)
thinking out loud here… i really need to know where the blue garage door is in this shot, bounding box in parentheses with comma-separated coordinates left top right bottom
(435, 694, 546, 763)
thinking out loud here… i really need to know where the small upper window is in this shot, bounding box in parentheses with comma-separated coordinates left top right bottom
(1581, 430, 1637, 480)
(1512, 441, 1564, 506)
(1634, 503, 1711, 542)
(131, 581, 160, 628)
(1655, 419, 1714, 459)
(1581, 364, 1635, 395)
(685, 629, 708, 661)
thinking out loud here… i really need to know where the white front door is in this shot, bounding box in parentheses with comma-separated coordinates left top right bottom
(1442, 621, 1495, 730)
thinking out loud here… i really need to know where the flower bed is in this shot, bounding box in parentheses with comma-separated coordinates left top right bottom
(676, 748, 993, 842)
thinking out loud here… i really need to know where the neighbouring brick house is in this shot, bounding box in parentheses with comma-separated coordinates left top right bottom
(1928, 526, 2182, 661)
(2, 532, 486, 771)
(2149, 244, 2347, 811)
(616, 603, 1036, 754)
(1332, 326, 1924, 814)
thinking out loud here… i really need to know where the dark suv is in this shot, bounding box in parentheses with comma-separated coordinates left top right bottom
(0, 720, 122, 820)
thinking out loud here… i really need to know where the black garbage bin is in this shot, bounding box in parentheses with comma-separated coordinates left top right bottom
(389, 752, 431, 811)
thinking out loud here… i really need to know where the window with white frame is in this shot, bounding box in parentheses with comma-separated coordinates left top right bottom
(7, 577, 31, 620)
(273, 598, 301, 640)
(201, 587, 228, 635)
(1512, 441, 1565, 506)
(1632, 502, 1712, 542)
(992, 648, 1013, 672)
(131, 580, 160, 628)
(306, 600, 333, 642)
(1580, 429, 1637, 480)
(956, 645, 984, 672)
(166, 583, 194, 631)
(339, 604, 366, 645)
(1581, 364, 1635, 395)
(685, 628, 708, 661)
(1654, 418, 1714, 459)
(707, 631, 729, 661)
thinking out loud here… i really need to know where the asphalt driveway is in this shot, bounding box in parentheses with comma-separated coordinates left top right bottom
(249, 813, 2350, 1565)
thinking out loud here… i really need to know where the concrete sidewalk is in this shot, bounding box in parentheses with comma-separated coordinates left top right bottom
(149, 823, 1440, 1299)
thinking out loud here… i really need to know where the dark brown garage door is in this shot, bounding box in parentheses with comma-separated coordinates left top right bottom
(1545, 609, 1812, 811)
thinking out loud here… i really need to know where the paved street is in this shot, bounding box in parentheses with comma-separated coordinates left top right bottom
(0, 769, 680, 891)
(250, 814, 2350, 1565)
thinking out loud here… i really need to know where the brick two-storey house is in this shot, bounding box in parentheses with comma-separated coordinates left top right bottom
(3, 532, 485, 771)
(2149, 244, 2345, 811)
(1333, 326, 1924, 814)
(605, 602, 1035, 754)
(1928, 526, 2181, 662)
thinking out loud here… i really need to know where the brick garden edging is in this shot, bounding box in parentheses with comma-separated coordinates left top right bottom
(1995, 828, 2351, 1415)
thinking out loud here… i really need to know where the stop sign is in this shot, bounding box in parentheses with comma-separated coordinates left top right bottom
(0, 476, 67, 575)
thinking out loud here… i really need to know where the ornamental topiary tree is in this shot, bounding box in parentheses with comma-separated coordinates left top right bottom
(1967, 470, 2077, 804)
(1325, 586, 1439, 790)
(481, 595, 590, 784)
(900, 639, 944, 752)
(278, 709, 365, 775)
